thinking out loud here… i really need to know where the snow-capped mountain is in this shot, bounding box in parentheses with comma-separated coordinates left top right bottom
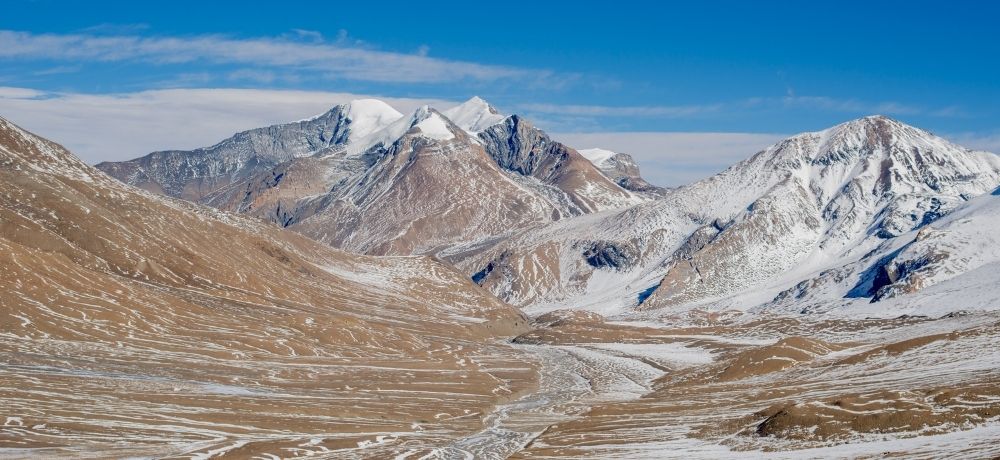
(277, 105, 568, 255)
(441, 95, 506, 133)
(467, 115, 1000, 315)
(100, 97, 650, 256)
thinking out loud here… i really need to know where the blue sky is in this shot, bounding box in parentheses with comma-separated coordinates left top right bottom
(1, 0, 998, 185)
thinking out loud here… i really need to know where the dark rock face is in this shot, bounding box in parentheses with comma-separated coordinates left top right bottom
(471, 261, 495, 284)
(583, 241, 638, 270)
(472, 251, 517, 286)
(476, 115, 636, 214)
(847, 231, 950, 303)
(478, 115, 571, 181)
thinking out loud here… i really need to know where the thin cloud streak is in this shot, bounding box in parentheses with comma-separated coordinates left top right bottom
(0, 30, 569, 86)
(520, 102, 723, 118)
(522, 96, 964, 122)
(750, 96, 965, 118)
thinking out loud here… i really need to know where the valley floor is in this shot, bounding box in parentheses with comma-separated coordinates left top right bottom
(3, 309, 1000, 459)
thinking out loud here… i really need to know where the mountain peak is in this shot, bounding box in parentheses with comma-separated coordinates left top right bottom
(836, 113, 907, 130)
(860, 114, 895, 122)
(443, 96, 505, 133)
(814, 114, 960, 159)
(411, 107, 457, 141)
(460, 96, 497, 113)
(762, 115, 944, 166)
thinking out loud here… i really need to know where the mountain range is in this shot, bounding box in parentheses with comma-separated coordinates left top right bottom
(98, 97, 644, 256)
(99, 100, 1000, 319)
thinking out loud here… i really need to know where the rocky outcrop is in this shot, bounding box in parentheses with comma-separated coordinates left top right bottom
(597, 152, 666, 194)
(583, 241, 639, 270)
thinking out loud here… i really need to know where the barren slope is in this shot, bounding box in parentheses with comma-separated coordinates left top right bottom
(0, 116, 538, 458)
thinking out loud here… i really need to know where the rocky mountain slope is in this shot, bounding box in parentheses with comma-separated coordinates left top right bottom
(765, 182, 1000, 316)
(98, 97, 650, 257)
(0, 115, 538, 457)
(466, 116, 1000, 316)
(95, 99, 403, 201)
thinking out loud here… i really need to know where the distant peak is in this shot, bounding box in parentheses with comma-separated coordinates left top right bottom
(443, 96, 506, 133)
(747, 114, 989, 180)
(465, 96, 497, 112)
(414, 104, 434, 118)
(344, 105, 459, 155)
(863, 114, 893, 121)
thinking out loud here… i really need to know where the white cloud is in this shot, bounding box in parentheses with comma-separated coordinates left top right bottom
(0, 86, 453, 162)
(553, 132, 786, 186)
(946, 131, 1000, 154)
(0, 30, 567, 86)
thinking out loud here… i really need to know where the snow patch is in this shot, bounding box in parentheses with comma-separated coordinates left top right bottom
(415, 113, 456, 141)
